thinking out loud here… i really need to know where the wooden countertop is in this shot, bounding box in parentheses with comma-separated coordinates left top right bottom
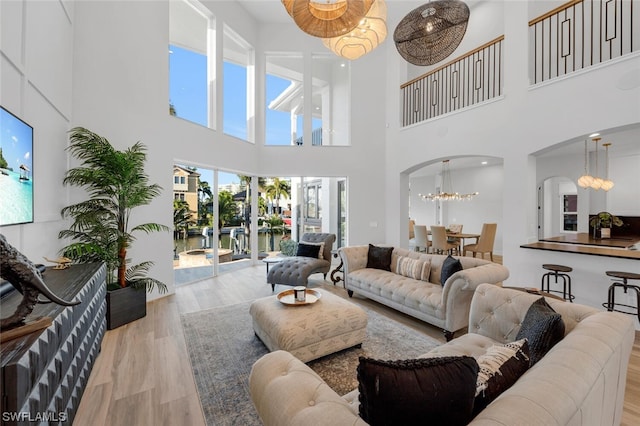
(539, 233, 640, 249)
(520, 241, 640, 260)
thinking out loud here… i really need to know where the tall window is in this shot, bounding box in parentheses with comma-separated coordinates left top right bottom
(562, 194, 577, 232)
(311, 54, 351, 146)
(169, 0, 213, 128)
(302, 179, 322, 232)
(265, 54, 304, 146)
(223, 25, 254, 142)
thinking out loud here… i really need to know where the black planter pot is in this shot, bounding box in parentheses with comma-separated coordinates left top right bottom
(106, 286, 146, 330)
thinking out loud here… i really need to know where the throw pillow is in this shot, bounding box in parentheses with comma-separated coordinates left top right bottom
(515, 297, 565, 366)
(396, 256, 431, 281)
(440, 255, 463, 286)
(474, 339, 530, 414)
(300, 241, 325, 259)
(279, 239, 298, 257)
(295, 242, 322, 259)
(357, 356, 479, 426)
(366, 244, 394, 271)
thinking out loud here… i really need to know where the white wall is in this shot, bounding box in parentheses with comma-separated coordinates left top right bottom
(0, 0, 74, 262)
(68, 0, 387, 299)
(384, 1, 640, 326)
(3, 0, 638, 316)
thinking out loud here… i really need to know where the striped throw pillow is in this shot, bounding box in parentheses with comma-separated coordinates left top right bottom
(396, 256, 431, 281)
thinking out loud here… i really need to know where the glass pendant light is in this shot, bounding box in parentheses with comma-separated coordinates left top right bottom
(577, 140, 593, 188)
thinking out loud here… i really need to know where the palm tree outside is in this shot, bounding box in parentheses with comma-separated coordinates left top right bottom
(264, 177, 291, 216)
(173, 199, 195, 240)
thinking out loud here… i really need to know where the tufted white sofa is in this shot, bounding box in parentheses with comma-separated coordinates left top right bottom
(249, 284, 636, 426)
(340, 246, 509, 340)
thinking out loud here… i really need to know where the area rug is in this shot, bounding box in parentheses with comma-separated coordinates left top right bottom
(181, 300, 441, 425)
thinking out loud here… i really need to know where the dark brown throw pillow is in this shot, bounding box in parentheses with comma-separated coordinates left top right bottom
(474, 339, 530, 414)
(440, 254, 463, 286)
(366, 244, 394, 271)
(295, 242, 321, 258)
(357, 356, 479, 426)
(515, 297, 565, 366)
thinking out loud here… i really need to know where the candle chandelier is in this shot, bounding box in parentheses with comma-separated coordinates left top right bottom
(419, 160, 479, 201)
(577, 137, 614, 191)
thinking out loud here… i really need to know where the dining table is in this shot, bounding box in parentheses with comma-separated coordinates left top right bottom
(428, 230, 481, 255)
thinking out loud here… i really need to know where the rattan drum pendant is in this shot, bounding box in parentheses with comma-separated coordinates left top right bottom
(394, 0, 470, 66)
(282, 0, 374, 38)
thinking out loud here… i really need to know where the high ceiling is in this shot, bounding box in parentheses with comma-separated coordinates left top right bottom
(234, 0, 444, 26)
(233, 0, 638, 162)
(235, 0, 292, 24)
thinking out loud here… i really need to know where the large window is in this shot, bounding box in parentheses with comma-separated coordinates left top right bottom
(169, 0, 213, 128)
(223, 25, 254, 142)
(311, 54, 350, 146)
(265, 54, 304, 146)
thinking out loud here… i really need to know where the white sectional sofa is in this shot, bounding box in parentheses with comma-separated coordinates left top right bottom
(249, 284, 636, 426)
(340, 246, 510, 340)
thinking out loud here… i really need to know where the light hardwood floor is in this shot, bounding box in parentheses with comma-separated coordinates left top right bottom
(74, 264, 640, 425)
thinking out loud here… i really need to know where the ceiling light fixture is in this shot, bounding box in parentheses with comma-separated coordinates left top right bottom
(393, 0, 470, 66)
(577, 139, 594, 188)
(601, 143, 615, 191)
(282, 0, 374, 39)
(322, 0, 387, 60)
(419, 159, 478, 201)
(578, 137, 615, 191)
(590, 138, 604, 190)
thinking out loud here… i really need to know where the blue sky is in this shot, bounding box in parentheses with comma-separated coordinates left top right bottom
(0, 107, 33, 173)
(169, 44, 298, 185)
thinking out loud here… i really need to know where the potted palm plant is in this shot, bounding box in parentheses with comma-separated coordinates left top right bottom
(59, 127, 169, 329)
(589, 211, 624, 239)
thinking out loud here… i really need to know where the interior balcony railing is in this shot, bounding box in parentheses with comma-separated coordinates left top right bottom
(295, 128, 323, 146)
(529, 0, 638, 84)
(400, 36, 504, 127)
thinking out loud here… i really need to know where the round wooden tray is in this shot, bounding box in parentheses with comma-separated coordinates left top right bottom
(277, 289, 322, 306)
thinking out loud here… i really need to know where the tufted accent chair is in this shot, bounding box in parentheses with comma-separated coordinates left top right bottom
(267, 233, 336, 291)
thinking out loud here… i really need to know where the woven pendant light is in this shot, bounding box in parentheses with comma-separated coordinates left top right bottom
(394, 0, 470, 66)
(322, 0, 387, 60)
(282, 0, 374, 38)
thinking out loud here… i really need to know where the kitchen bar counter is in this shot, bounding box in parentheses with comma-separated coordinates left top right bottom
(539, 233, 640, 249)
(520, 240, 640, 260)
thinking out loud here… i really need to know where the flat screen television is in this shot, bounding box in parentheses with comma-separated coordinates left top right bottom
(0, 106, 34, 226)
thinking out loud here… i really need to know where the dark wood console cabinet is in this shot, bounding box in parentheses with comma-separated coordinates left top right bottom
(1, 263, 106, 425)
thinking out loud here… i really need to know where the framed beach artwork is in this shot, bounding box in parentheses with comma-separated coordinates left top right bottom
(0, 106, 34, 226)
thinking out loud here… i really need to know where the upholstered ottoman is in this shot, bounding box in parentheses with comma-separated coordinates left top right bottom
(249, 289, 368, 362)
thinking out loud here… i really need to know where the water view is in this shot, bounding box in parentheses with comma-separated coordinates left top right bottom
(174, 229, 289, 261)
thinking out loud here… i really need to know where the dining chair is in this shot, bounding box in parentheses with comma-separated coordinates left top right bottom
(448, 224, 463, 234)
(413, 225, 431, 253)
(409, 219, 416, 240)
(430, 225, 458, 255)
(447, 224, 463, 252)
(463, 223, 497, 261)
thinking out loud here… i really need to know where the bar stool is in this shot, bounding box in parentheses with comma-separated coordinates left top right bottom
(540, 264, 575, 302)
(602, 271, 640, 321)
